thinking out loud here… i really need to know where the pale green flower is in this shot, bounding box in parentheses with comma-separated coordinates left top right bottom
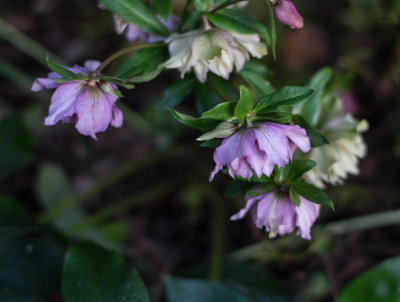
(163, 28, 267, 83)
(304, 94, 368, 188)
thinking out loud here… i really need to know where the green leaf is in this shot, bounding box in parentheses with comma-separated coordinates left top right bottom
(289, 187, 301, 206)
(200, 138, 222, 148)
(195, 82, 222, 114)
(266, 1, 276, 58)
(197, 121, 236, 141)
(165, 277, 255, 302)
(277, 160, 317, 182)
(169, 109, 219, 131)
(234, 85, 253, 120)
(194, 0, 212, 12)
(225, 180, 258, 195)
(240, 70, 275, 99)
(0, 291, 49, 302)
(99, 0, 169, 36)
(98, 76, 135, 89)
(46, 54, 80, 80)
(0, 195, 33, 227)
(252, 112, 292, 124)
(338, 256, 400, 302)
(62, 242, 150, 302)
(152, 0, 172, 21)
(207, 9, 270, 43)
(157, 79, 196, 110)
(127, 68, 162, 83)
(0, 237, 65, 295)
(292, 115, 329, 147)
(202, 102, 236, 120)
(254, 86, 314, 114)
(0, 116, 34, 181)
(292, 181, 334, 210)
(293, 68, 332, 125)
(115, 47, 168, 78)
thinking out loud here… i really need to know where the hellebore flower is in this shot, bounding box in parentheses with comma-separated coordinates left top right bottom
(210, 123, 311, 181)
(231, 191, 320, 240)
(114, 13, 179, 43)
(303, 95, 368, 188)
(32, 60, 123, 139)
(271, 0, 304, 29)
(163, 28, 267, 83)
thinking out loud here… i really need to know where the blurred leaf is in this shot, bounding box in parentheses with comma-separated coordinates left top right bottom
(116, 47, 168, 78)
(0, 116, 34, 181)
(99, 220, 130, 245)
(99, 0, 169, 36)
(338, 256, 400, 302)
(207, 9, 270, 44)
(169, 109, 219, 131)
(62, 242, 150, 302)
(194, 0, 212, 12)
(292, 181, 334, 210)
(265, 1, 276, 58)
(195, 82, 222, 114)
(0, 291, 49, 302)
(240, 70, 275, 99)
(152, 0, 172, 21)
(157, 79, 196, 110)
(0, 237, 65, 295)
(277, 160, 317, 182)
(165, 277, 255, 302)
(254, 87, 314, 114)
(202, 102, 236, 120)
(234, 86, 253, 120)
(225, 180, 258, 195)
(127, 68, 162, 83)
(292, 114, 329, 147)
(0, 59, 35, 91)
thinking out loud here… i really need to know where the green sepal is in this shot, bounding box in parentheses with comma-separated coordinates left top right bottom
(46, 54, 81, 80)
(201, 102, 236, 120)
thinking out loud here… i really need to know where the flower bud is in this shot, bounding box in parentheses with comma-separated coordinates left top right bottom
(271, 0, 304, 29)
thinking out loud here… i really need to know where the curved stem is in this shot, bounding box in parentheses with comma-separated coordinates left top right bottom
(95, 42, 165, 73)
(210, 0, 249, 13)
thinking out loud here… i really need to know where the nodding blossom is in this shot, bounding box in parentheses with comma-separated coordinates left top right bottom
(163, 28, 267, 83)
(271, 0, 304, 29)
(304, 94, 368, 188)
(32, 60, 123, 139)
(114, 13, 179, 43)
(231, 191, 320, 240)
(210, 123, 311, 181)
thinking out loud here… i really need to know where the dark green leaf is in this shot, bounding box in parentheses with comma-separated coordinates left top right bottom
(207, 9, 270, 43)
(277, 160, 316, 182)
(127, 68, 162, 83)
(0, 291, 49, 302)
(202, 102, 236, 120)
(179, 10, 201, 31)
(0, 196, 33, 227)
(240, 70, 275, 99)
(46, 55, 80, 80)
(289, 187, 301, 206)
(254, 86, 314, 114)
(98, 76, 135, 89)
(234, 85, 253, 120)
(169, 109, 219, 131)
(115, 47, 168, 78)
(62, 242, 150, 302)
(194, 0, 212, 12)
(157, 79, 196, 110)
(225, 180, 258, 196)
(292, 181, 334, 210)
(99, 0, 169, 36)
(292, 115, 329, 147)
(165, 277, 254, 302)
(338, 256, 400, 302)
(152, 0, 172, 21)
(252, 112, 292, 124)
(208, 73, 239, 101)
(266, 1, 276, 58)
(200, 138, 222, 148)
(195, 82, 222, 114)
(0, 116, 34, 181)
(197, 121, 236, 141)
(0, 237, 65, 295)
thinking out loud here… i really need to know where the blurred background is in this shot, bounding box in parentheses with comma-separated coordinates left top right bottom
(1, 0, 400, 301)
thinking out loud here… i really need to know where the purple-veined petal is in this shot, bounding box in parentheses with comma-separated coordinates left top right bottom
(267, 123, 311, 153)
(273, 0, 304, 29)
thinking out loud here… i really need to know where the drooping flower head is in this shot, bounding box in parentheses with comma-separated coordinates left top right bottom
(303, 94, 368, 188)
(231, 191, 320, 240)
(114, 13, 179, 43)
(163, 27, 267, 83)
(210, 122, 311, 181)
(32, 60, 123, 139)
(271, 0, 304, 29)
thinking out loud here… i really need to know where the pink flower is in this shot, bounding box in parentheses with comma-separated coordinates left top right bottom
(231, 192, 320, 240)
(32, 60, 123, 139)
(209, 123, 310, 181)
(272, 0, 304, 29)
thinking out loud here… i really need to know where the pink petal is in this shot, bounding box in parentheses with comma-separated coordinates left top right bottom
(230, 196, 259, 221)
(273, 0, 304, 29)
(268, 123, 311, 153)
(111, 106, 123, 128)
(295, 197, 320, 240)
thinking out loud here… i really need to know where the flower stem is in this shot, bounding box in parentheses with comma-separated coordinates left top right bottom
(210, 0, 249, 13)
(95, 42, 165, 73)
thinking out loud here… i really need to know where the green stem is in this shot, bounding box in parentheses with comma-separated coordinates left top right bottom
(38, 148, 181, 224)
(95, 42, 164, 73)
(210, 0, 249, 13)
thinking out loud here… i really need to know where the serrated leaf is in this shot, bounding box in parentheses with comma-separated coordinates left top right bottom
(277, 160, 317, 182)
(99, 0, 169, 36)
(289, 187, 301, 206)
(254, 86, 314, 114)
(169, 109, 219, 131)
(202, 102, 236, 120)
(292, 115, 329, 147)
(157, 79, 196, 110)
(152, 0, 172, 21)
(46, 55, 80, 80)
(62, 242, 150, 302)
(234, 85, 253, 120)
(207, 9, 270, 44)
(292, 181, 335, 210)
(197, 121, 236, 141)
